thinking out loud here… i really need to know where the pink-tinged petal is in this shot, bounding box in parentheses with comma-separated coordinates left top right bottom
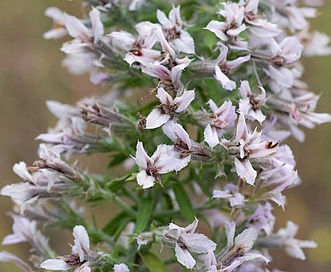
(137, 171, 155, 188)
(284, 243, 307, 260)
(0, 251, 33, 272)
(204, 125, 219, 148)
(162, 121, 178, 141)
(175, 155, 191, 171)
(72, 225, 90, 262)
(135, 142, 151, 169)
(124, 48, 161, 66)
(213, 190, 232, 199)
(264, 66, 294, 88)
(155, 27, 176, 57)
(128, 0, 145, 11)
(89, 7, 104, 41)
(12, 162, 33, 182)
(224, 221, 236, 246)
(44, 28, 68, 40)
(90, 71, 109, 85)
(157, 156, 187, 173)
(175, 90, 195, 112)
(162, 121, 191, 149)
(142, 65, 170, 81)
(46, 100, 79, 119)
(45, 7, 65, 21)
(205, 20, 228, 41)
(36, 132, 63, 143)
(43, 7, 67, 39)
(61, 40, 88, 54)
(76, 262, 91, 272)
(238, 252, 269, 264)
(303, 31, 331, 56)
(234, 158, 257, 185)
(226, 54, 250, 69)
(229, 193, 245, 207)
(168, 6, 182, 27)
(108, 31, 135, 51)
(247, 17, 280, 36)
(238, 80, 251, 98)
(221, 258, 242, 271)
(234, 228, 257, 250)
(113, 263, 130, 272)
(245, 0, 259, 14)
(2, 233, 25, 245)
(40, 259, 70, 270)
(183, 233, 217, 253)
(207, 99, 218, 113)
(215, 66, 236, 91)
(300, 112, 331, 125)
(151, 144, 172, 161)
(279, 37, 303, 64)
(226, 24, 248, 37)
(156, 9, 171, 27)
(145, 109, 170, 129)
(0, 183, 37, 205)
(63, 13, 91, 40)
(157, 87, 173, 105)
(236, 114, 249, 142)
(169, 219, 197, 236)
(175, 244, 196, 269)
(249, 109, 266, 124)
(217, 43, 229, 63)
(171, 57, 191, 85)
(173, 32, 195, 54)
(136, 22, 159, 49)
(249, 141, 279, 158)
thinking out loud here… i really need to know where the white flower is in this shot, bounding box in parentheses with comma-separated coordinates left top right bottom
(213, 184, 245, 207)
(43, 7, 67, 39)
(204, 99, 236, 148)
(134, 142, 189, 188)
(218, 221, 269, 271)
(0, 251, 33, 272)
(238, 81, 266, 124)
(214, 43, 250, 91)
(247, 202, 275, 236)
(145, 88, 194, 129)
(276, 221, 317, 260)
(205, 3, 247, 42)
(113, 263, 130, 272)
(229, 114, 279, 185)
(40, 225, 94, 272)
(61, 7, 104, 54)
(168, 219, 217, 269)
(157, 6, 195, 54)
(2, 215, 39, 245)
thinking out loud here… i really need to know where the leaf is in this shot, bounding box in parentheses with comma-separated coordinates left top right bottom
(103, 212, 134, 240)
(106, 174, 131, 192)
(172, 182, 195, 222)
(192, 168, 212, 197)
(139, 251, 168, 272)
(134, 197, 154, 235)
(108, 153, 128, 168)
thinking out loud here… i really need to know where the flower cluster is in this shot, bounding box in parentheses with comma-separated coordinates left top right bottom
(1, 0, 330, 271)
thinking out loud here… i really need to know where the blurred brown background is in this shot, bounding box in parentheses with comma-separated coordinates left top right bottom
(0, 1, 330, 271)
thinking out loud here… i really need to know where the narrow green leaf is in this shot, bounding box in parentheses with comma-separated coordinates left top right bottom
(108, 153, 128, 168)
(192, 168, 212, 197)
(172, 182, 195, 222)
(134, 197, 154, 234)
(139, 251, 168, 272)
(103, 212, 133, 239)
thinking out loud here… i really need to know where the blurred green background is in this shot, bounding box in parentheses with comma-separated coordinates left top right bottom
(0, 1, 330, 271)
